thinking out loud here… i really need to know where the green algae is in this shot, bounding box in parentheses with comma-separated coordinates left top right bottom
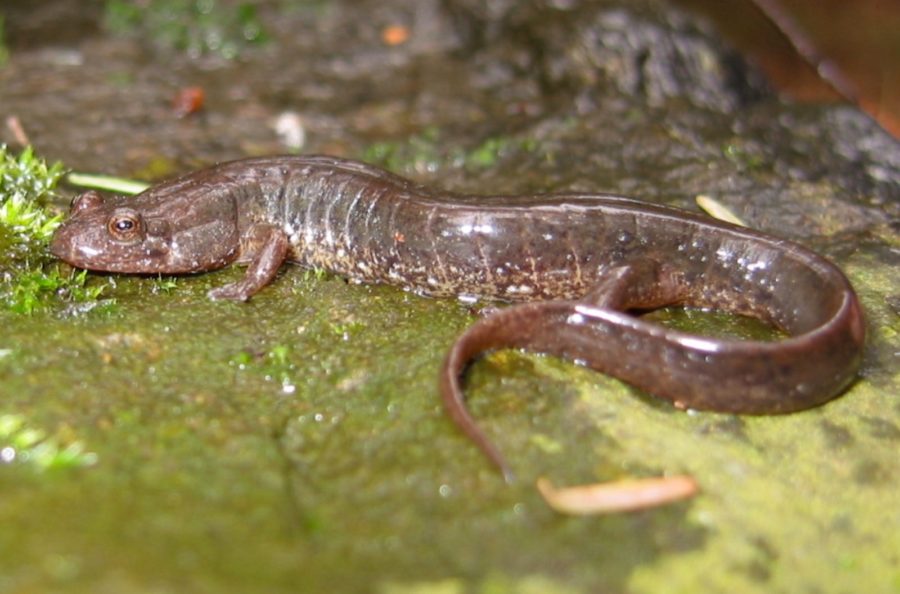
(0, 266, 694, 592)
(641, 306, 784, 340)
(378, 574, 585, 594)
(3, 250, 896, 593)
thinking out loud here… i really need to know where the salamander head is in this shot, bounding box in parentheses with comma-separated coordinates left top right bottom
(50, 190, 240, 274)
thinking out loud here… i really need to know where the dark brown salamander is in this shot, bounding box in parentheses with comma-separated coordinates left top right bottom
(50, 155, 866, 479)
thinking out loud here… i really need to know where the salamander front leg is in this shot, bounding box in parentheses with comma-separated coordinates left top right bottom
(208, 226, 290, 301)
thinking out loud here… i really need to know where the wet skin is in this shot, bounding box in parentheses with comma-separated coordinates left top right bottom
(50, 156, 866, 478)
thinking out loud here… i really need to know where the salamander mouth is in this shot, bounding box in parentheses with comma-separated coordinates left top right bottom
(48, 230, 75, 262)
(48, 227, 124, 272)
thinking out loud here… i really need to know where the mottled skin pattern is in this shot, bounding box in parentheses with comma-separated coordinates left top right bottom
(50, 156, 866, 478)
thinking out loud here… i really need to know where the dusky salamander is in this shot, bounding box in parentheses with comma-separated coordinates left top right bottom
(50, 155, 866, 478)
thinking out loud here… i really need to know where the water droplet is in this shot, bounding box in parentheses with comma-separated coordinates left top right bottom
(566, 313, 585, 325)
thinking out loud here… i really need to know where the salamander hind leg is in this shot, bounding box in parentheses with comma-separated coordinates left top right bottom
(208, 225, 290, 301)
(581, 259, 681, 311)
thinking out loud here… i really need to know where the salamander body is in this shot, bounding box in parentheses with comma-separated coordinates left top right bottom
(50, 156, 866, 476)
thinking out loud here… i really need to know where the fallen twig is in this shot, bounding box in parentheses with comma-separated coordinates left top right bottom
(5, 115, 31, 147)
(65, 172, 150, 196)
(696, 194, 747, 227)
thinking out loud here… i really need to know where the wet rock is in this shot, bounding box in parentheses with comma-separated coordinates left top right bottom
(468, 0, 770, 111)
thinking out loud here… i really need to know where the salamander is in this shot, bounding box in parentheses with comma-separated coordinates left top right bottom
(50, 155, 866, 478)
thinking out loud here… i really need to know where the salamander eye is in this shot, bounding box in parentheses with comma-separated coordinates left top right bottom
(107, 211, 143, 241)
(114, 218, 134, 231)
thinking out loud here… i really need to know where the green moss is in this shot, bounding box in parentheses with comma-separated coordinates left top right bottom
(462, 137, 517, 169)
(151, 275, 179, 294)
(0, 146, 112, 314)
(362, 128, 539, 175)
(722, 141, 766, 171)
(362, 126, 444, 174)
(0, 413, 98, 471)
(0, 145, 65, 241)
(6, 268, 114, 315)
(230, 343, 298, 392)
(104, 0, 269, 59)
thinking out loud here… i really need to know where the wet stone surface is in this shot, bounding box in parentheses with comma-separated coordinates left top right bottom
(0, 1, 898, 593)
